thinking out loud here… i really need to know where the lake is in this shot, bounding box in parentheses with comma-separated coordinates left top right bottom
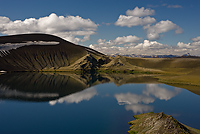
(0, 72, 199, 134)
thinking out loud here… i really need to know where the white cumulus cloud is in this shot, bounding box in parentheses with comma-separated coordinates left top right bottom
(144, 20, 183, 40)
(89, 35, 141, 49)
(90, 35, 200, 56)
(192, 36, 200, 42)
(115, 15, 156, 27)
(135, 40, 167, 49)
(89, 38, 168, 55)
(115, 7, 183, 41)
(114, 35, 141, 45)
(0, 13, 98, 44)
(126, 7, 155, 17)
(177, 36, 200, 52)
(115, 7, 156, 27)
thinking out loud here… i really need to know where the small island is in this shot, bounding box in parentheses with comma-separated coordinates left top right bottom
(128, 112, 200, 134)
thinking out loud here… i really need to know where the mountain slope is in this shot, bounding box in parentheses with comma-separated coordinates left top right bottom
(0, 34, 108, 71)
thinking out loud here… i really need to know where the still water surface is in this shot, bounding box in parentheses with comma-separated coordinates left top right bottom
(0, 73, 199, 134)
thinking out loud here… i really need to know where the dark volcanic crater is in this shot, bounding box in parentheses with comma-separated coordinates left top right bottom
(0, 34, 106, 71)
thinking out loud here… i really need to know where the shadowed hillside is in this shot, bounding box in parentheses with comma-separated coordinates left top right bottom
(0, 34, 109, 71)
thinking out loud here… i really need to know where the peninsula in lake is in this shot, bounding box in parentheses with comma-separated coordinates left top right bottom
(128, 112, 200, 134)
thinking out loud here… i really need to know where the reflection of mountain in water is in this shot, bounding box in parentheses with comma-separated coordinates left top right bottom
(0, 72, 158, 102)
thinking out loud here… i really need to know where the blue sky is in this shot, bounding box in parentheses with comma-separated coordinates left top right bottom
(0, 0, 200, 55)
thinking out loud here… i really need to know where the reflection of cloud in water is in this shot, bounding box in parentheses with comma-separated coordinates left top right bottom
(115, 93, 154, 105)
(114, 84, 181, 114)
(143, 84, 181, 101)
(49, 87, 97, 106)
(0, 85, 59, 99)
(115, 93, 154, 114)
(125, 104, 153, 114)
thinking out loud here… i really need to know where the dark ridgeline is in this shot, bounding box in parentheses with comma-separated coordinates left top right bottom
(0, 33, 106, 71)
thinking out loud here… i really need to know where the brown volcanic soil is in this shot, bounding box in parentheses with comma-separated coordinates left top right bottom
(0, 34, 106, 71)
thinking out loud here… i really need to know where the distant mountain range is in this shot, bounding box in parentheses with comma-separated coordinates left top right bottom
(110, 53, 199, 58)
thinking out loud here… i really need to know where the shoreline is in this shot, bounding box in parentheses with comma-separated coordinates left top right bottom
(1, 70, 200, 95)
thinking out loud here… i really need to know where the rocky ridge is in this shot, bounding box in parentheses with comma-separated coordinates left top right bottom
(128, 112, 200, 134)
